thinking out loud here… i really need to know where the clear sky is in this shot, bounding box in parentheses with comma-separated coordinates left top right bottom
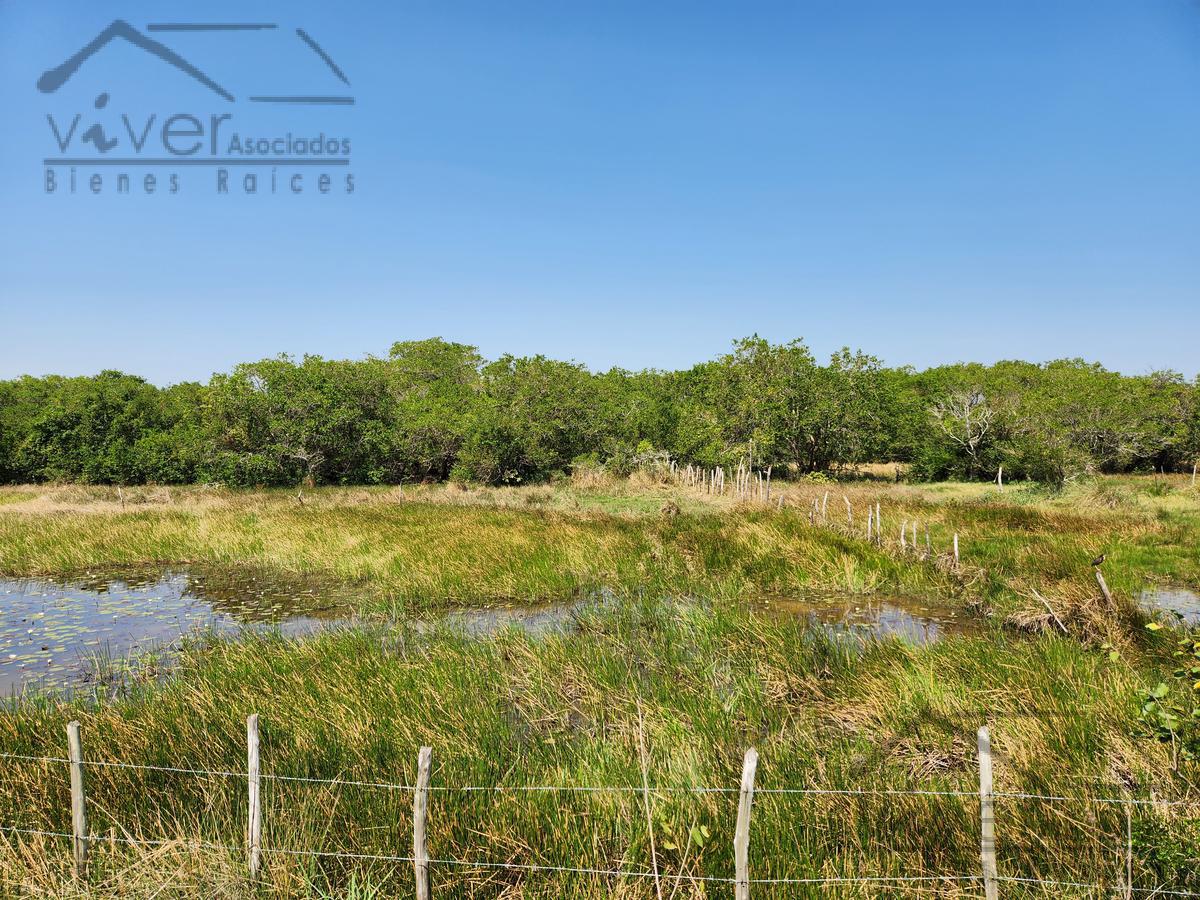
(1, 1, 1197, 385)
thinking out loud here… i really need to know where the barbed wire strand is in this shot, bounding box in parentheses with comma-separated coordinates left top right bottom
(6, 826, 1200, 893)
(11, 751, 1199, 804)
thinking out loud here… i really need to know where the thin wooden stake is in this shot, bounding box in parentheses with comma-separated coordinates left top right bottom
(821, 491, 828, 523)
(978, 726, 999, 900)
(844, 495, 852, 525)
(1032, 590, 1069, 634)
(1096, 569, 1115, 606)
(414, 746, 432, 900)
(734, 748, 758, 900)
(247, 714, 261, 880)
(66, 721, 88, 878)
(953, 533, 960, 569)
(900, 519, 907, 550)
(996, 465, 1004, 491)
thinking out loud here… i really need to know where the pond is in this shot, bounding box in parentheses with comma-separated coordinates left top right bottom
(0, 568, 354, 696)
(751, 593, 978, 645)
(0, 569, 975, 695)
(1140, 585, 1200, 627)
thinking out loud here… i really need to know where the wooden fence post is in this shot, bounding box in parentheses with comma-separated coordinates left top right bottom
(953, 533, 960, 569)
(66, 721, 88, 879)
(1095, 569, 1115, 606)
(414, 746, 432, 900)
(734, 748, 758, 900)
(978, 727, 999, 900)
(247, 714, 261, 880)
(844, 495, 852, 526)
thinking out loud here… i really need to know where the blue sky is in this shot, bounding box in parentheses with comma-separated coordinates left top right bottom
(1, 1, 1197, 384)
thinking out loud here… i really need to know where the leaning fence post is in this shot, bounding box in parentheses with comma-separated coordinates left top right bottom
(247, 714, 261, 880)
(414, 746, 432, 900)
(978, 727, 999, 900)
(734, 747, 758, 900)
(66, 721, 88, 878)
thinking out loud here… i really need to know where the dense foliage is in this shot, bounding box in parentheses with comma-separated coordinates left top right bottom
(0, 337, 1196, 486)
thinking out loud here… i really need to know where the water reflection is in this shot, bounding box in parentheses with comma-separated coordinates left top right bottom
(752, 593, 977, 645)
(0, 568, 352, 695)
(0, 567, 977, 697)
(1140, 586, 1200, 626)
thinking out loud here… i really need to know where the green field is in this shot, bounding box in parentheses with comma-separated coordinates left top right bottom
(1, 475, 1199, 897)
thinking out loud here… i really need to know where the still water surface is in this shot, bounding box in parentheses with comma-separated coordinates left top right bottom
(1, 568, 984, 695)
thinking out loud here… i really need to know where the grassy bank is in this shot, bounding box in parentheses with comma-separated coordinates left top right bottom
(1, 476, 1197, 617)
(0, 476, 1198, 896)
(0, 599, 1196, 897)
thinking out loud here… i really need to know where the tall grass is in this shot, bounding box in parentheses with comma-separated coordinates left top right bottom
(1, 476, 1196, 617)
(0, 477, 1197, 895)
(0, 599, 1195, 897)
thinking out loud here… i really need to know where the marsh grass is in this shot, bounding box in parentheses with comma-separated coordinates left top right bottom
(0, 599, 1197, 897)
(0, 477, 1198, 895)
(2, 476, 1197, 619)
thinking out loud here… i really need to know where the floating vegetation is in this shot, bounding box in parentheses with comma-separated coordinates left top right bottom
(0, 567, 355, 695)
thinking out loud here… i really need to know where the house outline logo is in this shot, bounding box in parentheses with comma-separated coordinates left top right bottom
(37, 19, 354, 106)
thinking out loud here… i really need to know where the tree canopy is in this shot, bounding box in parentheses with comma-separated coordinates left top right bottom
(1, 338, 1195, 487)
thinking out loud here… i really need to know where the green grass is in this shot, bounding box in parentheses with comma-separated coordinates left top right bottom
(0, 600, 1195, 897)
(0, 476, 1198, 896)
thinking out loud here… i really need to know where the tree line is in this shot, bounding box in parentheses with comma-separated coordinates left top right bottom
(1, 337, 1196, 487)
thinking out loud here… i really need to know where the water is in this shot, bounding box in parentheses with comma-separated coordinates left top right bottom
(0, 568, 352, 695)
(0, 568, 972, 695)
(1140, 586, 1200, 626)
(752, 593, 977, 645)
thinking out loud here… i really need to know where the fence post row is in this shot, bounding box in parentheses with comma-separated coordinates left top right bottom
(66, 721, 88, 879)
(414, 745, 432, 900)
(978, 726, 999, 900)
(48, 719, 1029, 895)
(734, 747, 758, 900)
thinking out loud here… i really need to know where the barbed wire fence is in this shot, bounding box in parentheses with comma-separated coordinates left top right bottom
(2, 721, 1199, 896)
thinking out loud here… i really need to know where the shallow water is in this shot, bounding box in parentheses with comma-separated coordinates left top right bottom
(1140, 586, 1200, 626)
(752, 593, 977, 645)
(0, 569, 351, 696)
(0, 569, 588, 695)
(0, 568, 971, 695)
